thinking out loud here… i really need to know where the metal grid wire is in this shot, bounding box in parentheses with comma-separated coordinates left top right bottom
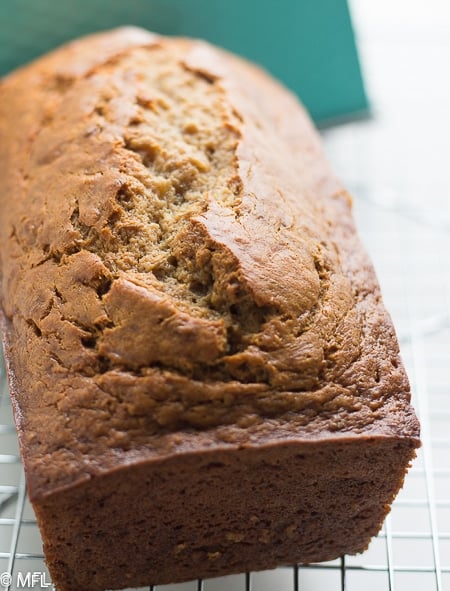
(1, 230, 450, 591)
(0, 218, 449, 591)
(1, 2, 450, 590)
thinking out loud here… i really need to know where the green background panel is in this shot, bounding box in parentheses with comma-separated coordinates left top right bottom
(0, 0, 368, 123)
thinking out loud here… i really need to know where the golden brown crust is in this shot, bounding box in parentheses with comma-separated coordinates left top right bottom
(0, 27, 419, 589)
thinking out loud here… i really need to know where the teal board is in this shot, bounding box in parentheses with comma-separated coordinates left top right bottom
(0, 0, 368, 123)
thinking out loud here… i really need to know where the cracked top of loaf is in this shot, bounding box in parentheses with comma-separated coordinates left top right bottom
(0, 28, 419, 498)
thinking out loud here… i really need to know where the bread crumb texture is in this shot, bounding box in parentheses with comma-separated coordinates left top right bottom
(0, 29, 418, 490)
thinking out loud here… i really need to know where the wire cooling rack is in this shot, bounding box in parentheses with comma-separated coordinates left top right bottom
(1, 141, 450, 591)
(1, 298, 449, 591)
(1, 2, 450, 591)
(0, 204, 449, 591)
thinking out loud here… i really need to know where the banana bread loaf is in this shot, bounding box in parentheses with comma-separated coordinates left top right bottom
(0, 27, 420, 591)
